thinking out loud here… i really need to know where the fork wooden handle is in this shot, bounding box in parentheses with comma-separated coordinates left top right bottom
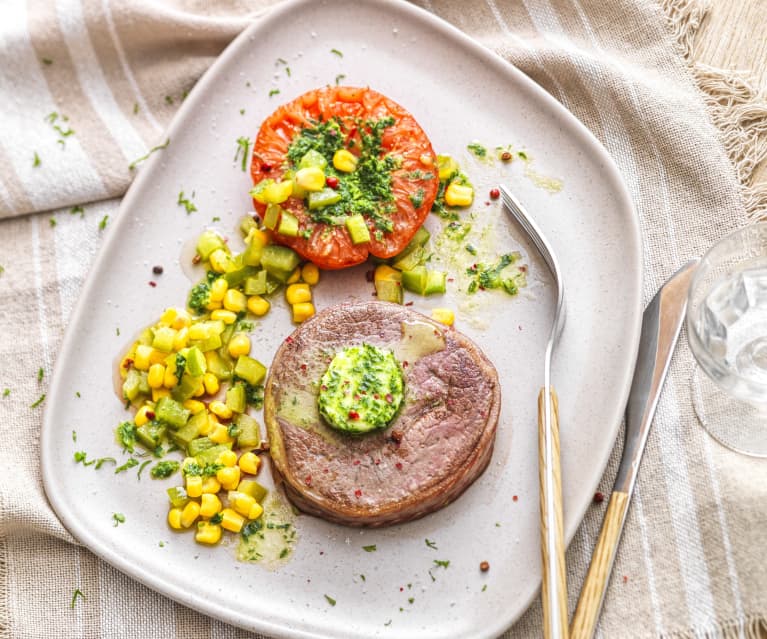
(538, 387, 568, 639)
(569, 490, 630, 639)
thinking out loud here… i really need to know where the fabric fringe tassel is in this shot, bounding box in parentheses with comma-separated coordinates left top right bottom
(660, 615, 767, 639)
(662, 0, 767, 221)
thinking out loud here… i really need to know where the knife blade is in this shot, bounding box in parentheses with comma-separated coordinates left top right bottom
(569, 257, 699, 639)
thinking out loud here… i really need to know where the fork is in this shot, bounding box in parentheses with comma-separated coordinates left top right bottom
(500, 186, 568, 639)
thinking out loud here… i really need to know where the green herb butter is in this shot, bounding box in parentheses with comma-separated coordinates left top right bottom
(318, 344, 404, 434)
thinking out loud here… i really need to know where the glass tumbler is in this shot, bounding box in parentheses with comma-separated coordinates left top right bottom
(687, 223, 767, 457)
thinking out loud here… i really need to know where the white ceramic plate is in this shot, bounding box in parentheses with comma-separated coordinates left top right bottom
(42, 1, 642, 637)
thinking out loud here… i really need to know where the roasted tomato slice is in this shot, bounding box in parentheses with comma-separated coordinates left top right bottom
(250, 86, 439, 270)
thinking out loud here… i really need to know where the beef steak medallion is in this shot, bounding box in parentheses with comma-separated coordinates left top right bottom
(264, 300, 502, 527)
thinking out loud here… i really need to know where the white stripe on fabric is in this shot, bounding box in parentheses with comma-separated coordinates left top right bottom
(484, 0, 572, 109)
(0, 0, 107, 211)
(529, 0, 718, 628)
(55, 0, 148, 163)
(101, 0, 164, 134)
(701, 433, 745, 621)
(633, 486, 664, 636)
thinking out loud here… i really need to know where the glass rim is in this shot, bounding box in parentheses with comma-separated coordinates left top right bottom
(686, 222, 767, 398)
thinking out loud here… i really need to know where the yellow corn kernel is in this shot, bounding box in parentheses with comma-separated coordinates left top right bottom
(295, 167, 326, 191)
(374, 264, 401, 282)
(219, 508, 245, 533)
(195, 522, 222, 545)
(292, 302, 315, 324)
(134, 404, 153, 427)
(208, 422, 233, 444)
(201, 475, 221, 494)
(197, 412, 213, 436)
(167, 507, 183, 530)
(163, 366, 178, 389)
(248, 502, 264, 520)
(172, 310, 192, 330)
(203, 372, 220, 396)
(192, 382, 206, 397)
(333, 148, 359, 173)
(444, 182, 474, 207)
(205, 300, 222, 311)
(209, 400, 232, 420)
(238, 451, 261, 475)
(185, 475, 203, 498)
(227, 334, 251, 358)
(172, 327, 189, 351)
(180, 500, 201, 528)
(152, 388, 170, 402)
(199, 493, 222, 518)
(217, 450, 238, 467)
(247, 295, 270, 316)
(209, 277, 228, 302)
(301, 262, 320, 285)
(159, 307, 178, 326)
(284, 268, 300, 285)
(209, 249, 233, 274)
(147, 363, 165, 389)
(250, 229, 270, 248)
(431, 308, 455, 326)
(223, 289, 247, 313)
(211, 309, 237, 325)
(133, 344, 153, 371)
(149, 349, 168, 366)
(216, 465, 241, 491)
(286, 283, 312, 305)
(229, 491, 257, 517)
(182, 399, 205, 414)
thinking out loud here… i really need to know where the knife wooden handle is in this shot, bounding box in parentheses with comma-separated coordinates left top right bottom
(538, 387, 568, 639)
(570, 491, 630, 639)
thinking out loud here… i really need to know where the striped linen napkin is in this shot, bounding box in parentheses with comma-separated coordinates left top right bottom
(1, 1, 765, 637)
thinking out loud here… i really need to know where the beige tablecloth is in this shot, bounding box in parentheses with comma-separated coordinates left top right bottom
(1, 0, 766, 637)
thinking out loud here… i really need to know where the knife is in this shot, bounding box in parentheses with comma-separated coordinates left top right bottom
(569, 258, 699, 639)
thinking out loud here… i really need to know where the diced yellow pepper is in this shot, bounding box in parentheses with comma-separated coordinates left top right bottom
(223, 289, 247, 313)
(295, 167, 325, 192)
(201, 476, 221, 494)
(227, 334, 251, 358)
(238, 451, 261, 475)
(247, 295, 270, 316)
(199, 493, 222, 518)
(292, 302, 315, 323)
(333, 148, 358, 173)
(301, 262, 320, 285)
(159, 307, 178, 326)
(437, 155, 458, 181)
(261, 180, 294, 204)
(229, 491, 257, 517)
(286, 283, 312, 305)
(185, 475, 203, 498)
(211, 309, 237, 325)
(180, 500, 201, 528)
(172, 327, 189, 351)
(172, 310, 192, 330)
(147, 364, 165, 389)
(209, 278, 228, 302)
(219, 508, 245, 533)
(217, 450, 238, 467)
(248, 502, 264, 520)
(374, 264, 402, 282)
(195, 522, 222, 545)
(431, 308, 455, 326)
(167, 507, 183, 530)
(444, 182, 474, 207)
(216, 466, 241, 491)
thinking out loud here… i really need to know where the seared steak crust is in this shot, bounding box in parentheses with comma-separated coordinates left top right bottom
(264, 301, 501, 527)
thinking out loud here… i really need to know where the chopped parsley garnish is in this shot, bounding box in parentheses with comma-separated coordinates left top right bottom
(150, 460, 180, 479)
(212, 216, 221, 222)
(37, 367, 44, 382)
(241, 519, 263, 540)
(49, 217, 56, 227)
(2, 389, 9, 398)
(335, 74, 346, 85)
(70, 205, 84, 217)
(467, 142, 487, 158)
(269, 89, 280, 97)
(165, 95, 174, 105)
(466, 252, 526, 295)
(210, 512, 224, 524)
(445, 221, 471, 240)
(408, 597, 414, 604)
(362, 544, 377, 552)
(74, 451, 95, 466)
(433, 559, 450, 569)
(137, 460, 152, 479)
(94, 457, 116, 470)
(128, 138, 170, 170)
(116, 421, 136, 452)
(71, 430, 76, 441)
(42, 57, 53, 65)
(30, 394, 45, 408)
(517, 150, 529, 160)
(177, 190, 197, 214)
(133, 103, 139, 114)
(112, 512, 126, 527)
(330, 48, 343, 57)
(114, 458, 139, 474)
(324, 594, 337, 606)
(116, 327, 120, 336)
(175, 353, 187, 379)
(75, 391, 81, 398)
(465, 244, 477, 256)
(425, 538, 438, 550)
(98, 215, 109, 230)
(182, 461, 223, 477)
(239, 108, 245, 115)
(70, 589, 85, 609)
(33, 152, 41, 167)
(234, 136, 250, 172)
(279, 547, 289, 558)
(409, 188, 425, 210)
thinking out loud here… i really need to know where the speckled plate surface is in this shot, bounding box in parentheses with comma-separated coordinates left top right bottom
(41, 1, 642, 637)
